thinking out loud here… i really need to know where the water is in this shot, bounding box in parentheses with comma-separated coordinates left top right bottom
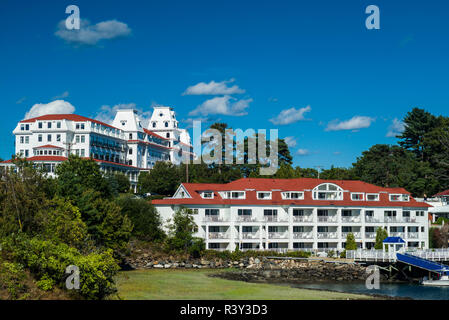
(294, 282, 449, 300)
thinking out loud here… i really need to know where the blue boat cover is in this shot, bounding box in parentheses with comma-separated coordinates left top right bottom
(396, 253, 449, 273)
(383, 237, 406, 243)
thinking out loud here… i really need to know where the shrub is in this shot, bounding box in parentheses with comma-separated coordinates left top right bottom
(1, 234, 119, 299)
(0, 261, 26, 299)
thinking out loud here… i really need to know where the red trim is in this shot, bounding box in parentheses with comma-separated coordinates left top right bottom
(20, 114, 120, 130)
(33, 144, 64, 149)
(143, 128, 170, 140)
(434, 189, 449, 197)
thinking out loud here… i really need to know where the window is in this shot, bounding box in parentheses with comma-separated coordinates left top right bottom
(312, 183, 343, 200)
(20, 124, 24, 131)
(38, 134, 42, 142)
(165, 122, 168, 127)
(38, 122, 42, 129)
(342, 210, 352, 216)
(48, 122, 52, 129)
(263, 209, 278, 216)
(390, 194, 401, 201)
(25, 150, 29, 157)
(365, 210, 374, 217)
(57, 122, 61, 128)
(384, 210, 397, 217)
(293, 226, 304, 233)
(129, 148, 133, 155)
(56, 134, 61, 142)
(238, 209, 252, 216)
(205, 209, 219, 216)
(293, 209, 304, 216)
(403, 211, 410, 217)
(366, 194, 379, 201)
(317, 209, 328, 216)
(25, 136, 29, 144)
(403, 194, 410, 201)
(193, 209, 198, 215)
(351, 193, 364, 201)
(80, 149, 85, 157)
(222, 191, 245, 199)
(282, 191, 304, 200)
(47, 134, 52, 142)
(81, 123, 85, 130)
(81, 135, 85, 143)
(202, 191, 214, 199)
(166, 133, 170, 138)
(257, 192, 272, 199)
(129, 133, 133, 140)
(20, 136, 24, 144)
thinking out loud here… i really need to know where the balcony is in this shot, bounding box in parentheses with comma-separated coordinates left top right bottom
(341, 232, 361, 239)
(208, 232, 230, 239)
(293, 232, 313, 239)
(293, 216, 313, 222)
(317, 216, 337, 223)
(407, 232, 419, 239)
(242, 232, 259, 240)
(263, 216, 288, 223)
(268, 232, 289, 239)
(203, 216, 226, 222)
(390, 232, 405, 238)
(365, 217, 383, 223)
(236, 216, 256, 222)
(365, 232, 376, 239)
(317, 232, 338, 239)
(341, 216, 361, 223)
(384, 217, 417, 223)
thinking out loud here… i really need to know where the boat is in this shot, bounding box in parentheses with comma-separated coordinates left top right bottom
(421, 271, 449, 286)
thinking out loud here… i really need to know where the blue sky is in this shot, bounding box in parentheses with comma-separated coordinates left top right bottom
(1, 0, 448, 169)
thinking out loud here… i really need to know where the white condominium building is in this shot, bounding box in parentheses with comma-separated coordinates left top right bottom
(153, 178, 431, 252)
(1, 106, 193, 192)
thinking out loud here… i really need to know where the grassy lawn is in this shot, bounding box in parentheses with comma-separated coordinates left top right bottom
(115, 269, 373, 300)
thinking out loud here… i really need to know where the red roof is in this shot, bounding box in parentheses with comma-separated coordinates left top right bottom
(143, 128, 169, 140)
(20, 114, 120, 130)
(33, 144, 64, 149)
(152, 178, 431, 208)
(434, 189, 449, 197)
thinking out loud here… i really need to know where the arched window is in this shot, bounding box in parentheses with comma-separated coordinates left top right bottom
(312, 183, 343, 200)
(164, 122, 169, 128)
(152, 122, 156, 128)
(166, 133, 170, 138)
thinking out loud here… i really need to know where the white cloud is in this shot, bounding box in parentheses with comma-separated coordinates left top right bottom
(325, 116, 374, 132)
(16, 97, 26, 104)
(183, 79, 245, 95)
(284, 136, 297, 148)
(296, 148, 310, 156)
(55, 19, 131, 46)
(52, 91, 69, 100)
(24, 100, 75, 119)
(188, 95, 252, 117)
(386, 118, 405, 137)
(269, 106, 311, 125)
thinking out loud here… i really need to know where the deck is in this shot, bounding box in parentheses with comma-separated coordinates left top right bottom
(347, 248, 449, 262)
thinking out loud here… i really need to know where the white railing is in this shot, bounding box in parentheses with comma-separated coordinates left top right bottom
(263, 216, 288, 222)
(347, 248, 449, 262)
(293, 216, 313, 222)
(268, 232, 289, 239)
(293, 232, 313, 239)
(365, 217, 383, 223)
(390, 232, 405, 238)
(341, 216, 361, 223)
(236, 216, 256, 222)
(365, 232, 376, 239)
(208, 232, 230, 239)
(242, 232, 259, 239)
(204, 216, 226, 222)
(341, 232, 361, 239)
(316, 247, 338, 253)
(407, 250, 449, 261)
(317, 232, 338, 239)
(407, 232, 419, 239)
(317, 216, 337, 223)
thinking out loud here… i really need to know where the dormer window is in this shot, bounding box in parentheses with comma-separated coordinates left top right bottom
(403, 194, 410, 201)
(312, 183, 343, 200)
(282, 192, 304, 200)
(221, 191, 245, 199)
(366, 193, 379, 201)
(390, 194, 401, 201)
(351, 193, 364, 201)
(257, 192, 272, 200)
(201, 191, 214, 199)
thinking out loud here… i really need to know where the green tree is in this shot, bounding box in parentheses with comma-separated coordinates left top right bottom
(345, 233, 357, 250)
(116, 194, 165, 241)
(137, 162, 180, 196)
(106, 172, 131, 195)
(166, 208, 196, 253)
(320, 166, 358, 180)
(374, 227, 388, 249)
(56, 155, 112, 200)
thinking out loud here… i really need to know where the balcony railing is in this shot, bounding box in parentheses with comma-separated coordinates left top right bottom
(384, 217, 417, 223)
(241, 232, 259, 239)
(208, 232, 230, 239)
(341, 216, 361, 223)
(390, 232, 405, 238)
(268, 232, 289, 239)
(293, 232, 313, 239)
(341, 232, 361, 239)
(317, 232, 338, 239)
(365, 217, 382, 223)
(263, 216, 288, 222)
(236, 216, 256, 222)
(203, 216, 226, 222)
(293, 216, 313, 222)
(407, 232, 419, 239)
(365, 232, 377, 239)
(317, 216, 337, 223)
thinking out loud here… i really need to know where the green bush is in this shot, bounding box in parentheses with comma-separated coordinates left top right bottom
(1, 234, 119, 299)
(0, 260, 26, 299)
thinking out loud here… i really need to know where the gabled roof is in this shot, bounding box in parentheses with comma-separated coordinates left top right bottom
(434, 189, 449, 197)
(33, 144, 64, 149)
(152, 178, 431, 208)
(19, 114, 120, 130)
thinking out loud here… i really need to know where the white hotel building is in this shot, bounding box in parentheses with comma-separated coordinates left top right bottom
(1, 106, 193, 191)
(153, 178, 431, 252)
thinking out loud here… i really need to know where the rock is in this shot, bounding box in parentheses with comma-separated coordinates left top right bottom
(153, 264, 163, 269)
(164, 264, 171, 269)
(185, 264, 192, 268)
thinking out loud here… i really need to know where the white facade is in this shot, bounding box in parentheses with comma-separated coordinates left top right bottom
(3, 107, 193, 191)
(153, 179, 431, 252)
